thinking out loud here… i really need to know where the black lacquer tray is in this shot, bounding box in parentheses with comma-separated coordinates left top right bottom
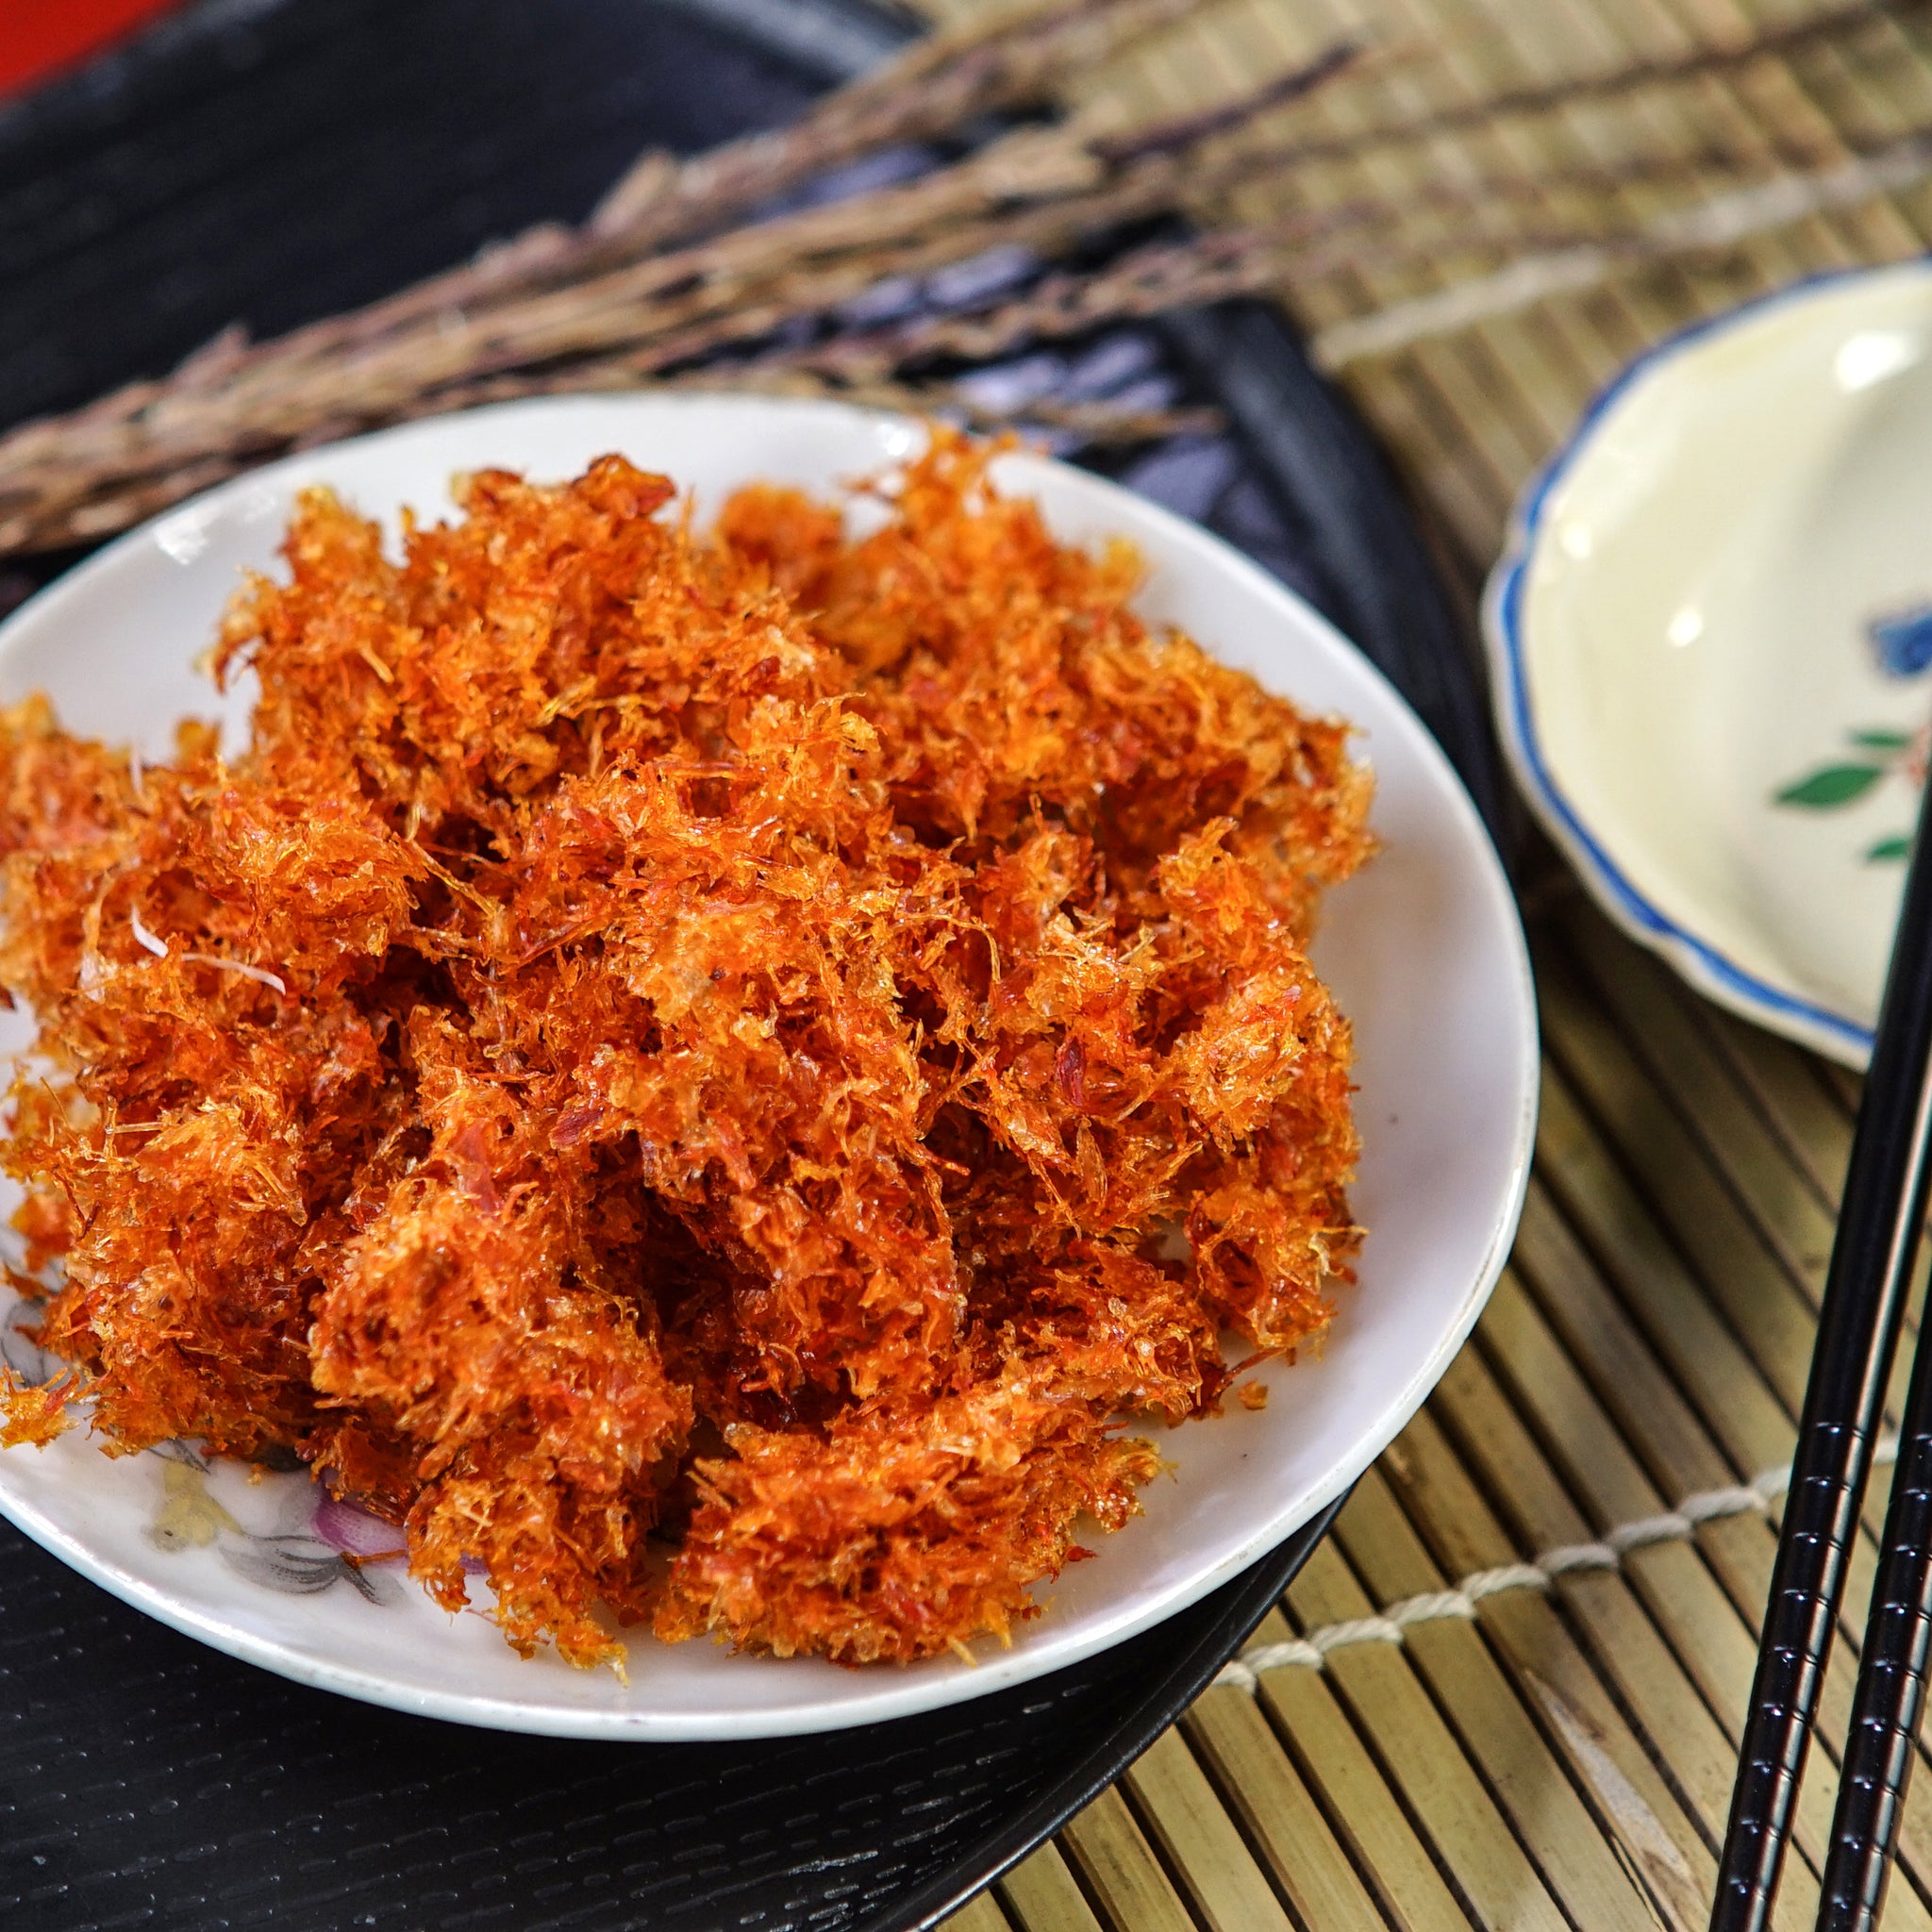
(0, 4, 1498, 1928)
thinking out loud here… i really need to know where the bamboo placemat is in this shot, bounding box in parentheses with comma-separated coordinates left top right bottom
(904, 0, 1932, 1925)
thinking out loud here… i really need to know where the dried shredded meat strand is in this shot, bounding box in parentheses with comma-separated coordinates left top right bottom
(0, 431, 1371, 1669)
(0, 1366, 76, 1448)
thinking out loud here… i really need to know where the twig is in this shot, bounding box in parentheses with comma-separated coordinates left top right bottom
(436, 363, 1225, 444)
(10, 0, 1907, 556)
(0, 37, 1361, 555)
(591, 0, 1203, 239)
(252, 0, 1223, 363)
(1091, 37, 1364, 163)
(8, 107, 1902, 556)
(11, 374, 1221, 550)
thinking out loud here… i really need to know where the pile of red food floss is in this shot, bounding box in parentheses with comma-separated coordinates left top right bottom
(0, 433, 1370, 1669)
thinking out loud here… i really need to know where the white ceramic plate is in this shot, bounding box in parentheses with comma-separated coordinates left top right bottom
(0, 394, 1534, 1739)
(1487, 260, 1932, 1067)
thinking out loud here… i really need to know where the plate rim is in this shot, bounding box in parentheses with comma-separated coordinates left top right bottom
(0, 390, 1537, 1738)
(1481, 257, 1932, 1070)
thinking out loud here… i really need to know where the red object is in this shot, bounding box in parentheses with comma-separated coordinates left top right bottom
(0, 0, 187, 99)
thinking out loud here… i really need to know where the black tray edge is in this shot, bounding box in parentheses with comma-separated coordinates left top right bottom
(878, 1500, 1342, 1932)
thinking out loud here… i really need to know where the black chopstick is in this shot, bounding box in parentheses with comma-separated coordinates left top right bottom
(1818, 1306, 1932, 1932)
(1711, 776, 1932, 1932)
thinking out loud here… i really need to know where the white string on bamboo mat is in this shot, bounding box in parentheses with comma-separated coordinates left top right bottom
(1211, 1432, 1900, 1694)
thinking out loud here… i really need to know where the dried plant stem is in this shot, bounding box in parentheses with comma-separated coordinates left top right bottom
(768, 221, 1508, 379)
(588, 0, 1215, 243)
(0, 253, 1281, 553)
(0, 151, 1128, 542)
(7, 0, 1907, 558)
(21, 375, 1220, 552)
(6, 110, 1898, 558)
(274, 35, 1355, 397)
(236, 0, 1223, 366)
(437, 364, 1225, 444)
(0, 38, 1361, 555)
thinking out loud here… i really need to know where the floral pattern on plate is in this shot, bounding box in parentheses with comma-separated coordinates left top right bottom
(6, 1298, 408, 1607)
(149, 1446, 409, 1606)
(1774, 604, 1932, 863)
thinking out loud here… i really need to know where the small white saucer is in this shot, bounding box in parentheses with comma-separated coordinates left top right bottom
(1486, 260, 1932, 1067)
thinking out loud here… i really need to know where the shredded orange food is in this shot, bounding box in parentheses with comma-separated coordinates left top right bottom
(0, 432, 1371, 1669)
(0, 1366, 76, 1448)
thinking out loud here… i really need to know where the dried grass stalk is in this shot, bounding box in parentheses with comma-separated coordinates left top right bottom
(0, 0, 1918, 558)
(0, 34, 1358, 556)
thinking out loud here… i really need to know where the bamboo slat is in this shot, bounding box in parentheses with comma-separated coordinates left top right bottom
(1247, 1607, 1475, 1929)
(1390, 1391, 1747, 1924)
(1284, 1541, 1573, 1931)
(1697, 1001, 1855, 1208)
(1120, 1730, 1300, 1932)
(1552, 910, 1840, 1291)
(997, 1845, 1110, 1932)
(1524, 1075, 1798, 1476)
(947, 1895, 1019, 1932)
(1058, 1789, 1200, 1932)
(1330, 1472, 1674, 1930)
(1537, 958, 1822, 1419)
(1181, 1685, 1391, 1932)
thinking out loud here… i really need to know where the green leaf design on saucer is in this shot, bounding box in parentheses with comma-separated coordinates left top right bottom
(1776, 763, 1885, 807)
(1774, 723, 1926, 862)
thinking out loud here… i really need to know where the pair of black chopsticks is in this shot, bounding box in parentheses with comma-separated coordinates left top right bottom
(1712, 774, 1932, 1932)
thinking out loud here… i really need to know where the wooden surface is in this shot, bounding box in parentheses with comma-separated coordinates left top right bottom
(919, 0, 1932, 1924)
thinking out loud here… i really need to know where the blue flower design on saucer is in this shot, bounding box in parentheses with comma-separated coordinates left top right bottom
(1773, 600, 1932, 863)
(1870, 602, 1932, 677)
